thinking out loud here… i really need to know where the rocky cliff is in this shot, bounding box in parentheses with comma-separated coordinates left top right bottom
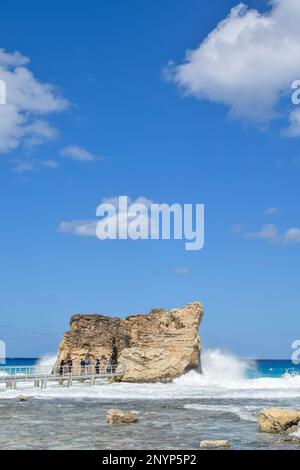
(55, 302, 203, 382)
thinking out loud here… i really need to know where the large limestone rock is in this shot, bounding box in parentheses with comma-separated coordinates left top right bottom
(258, 408, 300, 434)
(106, 409, 138, 424)
(55, 302, 203, 382)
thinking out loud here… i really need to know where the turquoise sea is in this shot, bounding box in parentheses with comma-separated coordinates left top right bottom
(3, 357, 300, 378)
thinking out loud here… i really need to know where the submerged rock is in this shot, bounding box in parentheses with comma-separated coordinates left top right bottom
(200, 440, 230, 449)
(106, 408, 138, 424)
(276, 435, 300, 445)
(258, 408, 300, 434)
(55, 302, 203, 382)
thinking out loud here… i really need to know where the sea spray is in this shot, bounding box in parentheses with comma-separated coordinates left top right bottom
(173, 349, 251, 388)
(201, 349, 250, 380)
(291, 424, 300, 438)
(36, 354, 57, 370)
(1, 350, 300, 401)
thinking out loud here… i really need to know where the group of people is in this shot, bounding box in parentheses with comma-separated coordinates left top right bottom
(59, 358, 73, 375)
(58, 357, 117, 376)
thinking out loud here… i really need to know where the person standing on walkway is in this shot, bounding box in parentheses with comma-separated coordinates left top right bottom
(59, 359, 66, 376)
(80, 358, 86, 374)
(95, 358, 100, 375)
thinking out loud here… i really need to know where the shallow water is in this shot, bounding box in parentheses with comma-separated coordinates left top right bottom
(0, 397, 299, 450)
(1, 350, 300, 450)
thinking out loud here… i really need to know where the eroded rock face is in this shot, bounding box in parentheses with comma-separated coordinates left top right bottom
(258, 408, 300, 434)
(55, 302, 203, 382)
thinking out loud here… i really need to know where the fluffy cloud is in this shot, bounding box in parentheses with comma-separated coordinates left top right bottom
(283, 108, 300, 137)
(60, 145, 103, 162)
(245, 224, 279, 241)
(58, 196, 154, 237)
(167, 0, 300, 134)
(12, 161, 34, 174)
(235, 223, 300, 244)
(58, 219, 98, 237)
(0, 48, 68, 153)
(283, 228, 300, 243)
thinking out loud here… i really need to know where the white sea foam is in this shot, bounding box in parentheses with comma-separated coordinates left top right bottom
(291, 425, 300, 438)
(184, 403, 259, 422)
(202, 348, 250, 380)
(1, 349, 300, 401)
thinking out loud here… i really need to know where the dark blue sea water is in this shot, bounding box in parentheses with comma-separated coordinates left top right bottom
(2, 358, 38, 367)
(248, 359, 300, 378)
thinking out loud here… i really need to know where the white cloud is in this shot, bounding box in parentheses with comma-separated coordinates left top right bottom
(0, 48, 68, 153)
(12, 161, 34, 174)
(283, 108, 300, 137)
(167, 0, 300, 134)
(42, 159, 59, 169)
(265, 207, 279, 215)
(245, 224, 279, 241)
(282, 227, 300, 243)
(0, 49, 28, 67)
(101, 196, 152, 209)
(58, 219, 98, 237)
(11, 158, 59, 174)
(236, 223, 300, 244)
(58, 196, 154, 237)
(60, 145, 102, 162)
(24, 120, 58, 147)
(170, 266, 189, 275)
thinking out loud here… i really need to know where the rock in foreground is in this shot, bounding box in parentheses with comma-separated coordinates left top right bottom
(55, 302, 203, 382)
(106, 409, 138, 425)
(18, 395, 28, 402)
(258, 408, 300, 434)
(276, 435, 300, 445)
(200, 440, 230, 449)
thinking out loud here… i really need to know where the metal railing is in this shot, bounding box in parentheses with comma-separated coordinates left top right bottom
(0, 364, 125, 383)
(52, 364, 124, 377)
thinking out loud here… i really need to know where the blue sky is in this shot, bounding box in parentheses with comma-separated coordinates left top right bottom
(1, 0, 300, 358)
